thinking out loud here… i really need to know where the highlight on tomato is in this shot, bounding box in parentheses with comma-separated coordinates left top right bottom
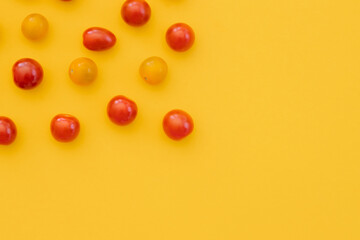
(107, 95, 138, 126)
(163, 109, 194, 140)
(166, 23, 195, 52)
(121, 0, 151, 27)
(0, 117, 17, 145)
(83, 27, 117, 51)
(51, 114, 80, 143)
(12, 58, 43, 90)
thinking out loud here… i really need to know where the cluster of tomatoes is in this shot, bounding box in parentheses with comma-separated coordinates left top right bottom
(0, 0, 195, 146)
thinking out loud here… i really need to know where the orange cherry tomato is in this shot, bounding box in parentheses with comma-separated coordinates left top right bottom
(83, 27, 116, 51)
(69, 57, 97, 85)
(21, 13, 49, 40)
(51, 114, 80, 142)
(107, 96, 138, 126)
(139, 56, 167, 85)
(0, 117, 17, 145)
(166, 23, 195, 52)
(163, 110, 194, 140)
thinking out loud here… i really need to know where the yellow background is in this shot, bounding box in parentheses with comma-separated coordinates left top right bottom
(1, 0, 360, 239)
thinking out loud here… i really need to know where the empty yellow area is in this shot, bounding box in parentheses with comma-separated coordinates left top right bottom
(0, 0, 359, 239)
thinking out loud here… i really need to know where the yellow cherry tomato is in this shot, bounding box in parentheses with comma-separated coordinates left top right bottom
(21, 13, 49, 40)
(69, 57, 98, 85)
(139, 56, 168, 85)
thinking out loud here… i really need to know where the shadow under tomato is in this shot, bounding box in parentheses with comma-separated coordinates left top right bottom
(104, 99, 144, 141)
(67, 73, 102, 97)
(19, 25, 55, 51)
(11, 63, 54, 104)
(0, 128, 25, 161)
(105, 116, 142, 135)
(163, 38, 196, 60)
(158, 121, 197, 150)
(80, 40, 122, 64)
(49, 125, 86, 151)
(137, 69, 171, 93)
(120, 16, 154, 37)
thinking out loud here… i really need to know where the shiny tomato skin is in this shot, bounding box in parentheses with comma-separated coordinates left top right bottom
(51, 114, 80, 142)
(107, 96, 138, 126)
(121, 0, 151, 27)
(12, 58, 43, 90)
(83, 27, 116, 51)
(166, 23, 195, 52)
(0, 117, 17, 145)
(163, 110, 194, 140)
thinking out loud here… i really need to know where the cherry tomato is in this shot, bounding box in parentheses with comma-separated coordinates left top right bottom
(166, 23, 195, 52)
(163, 110, 194, 140)
(107, 96, 137, 126)
(0, 117, 17, 145)
(83, 27, 116, 51)
(69, 57, 97, 85)
(21, 13, 49, 40)
(13, 58, 43, 90)
(51, 114, 80, 142)
(121, 0, 151, 27)
(139, 56, 167, 85)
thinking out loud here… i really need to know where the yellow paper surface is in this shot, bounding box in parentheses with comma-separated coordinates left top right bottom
(1, 0, 359, 239)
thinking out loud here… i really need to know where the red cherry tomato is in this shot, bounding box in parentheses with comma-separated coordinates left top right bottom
(163, 110, 194, 140)
(83, 27, 116, 51)
(51, 114, 80, 142)
(0, 117, 17, 145)
(121, 0, 151, 27)
(107, 96, 138, 126)
(166, 23, 195, 52)
(12, 58, 43, 89)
